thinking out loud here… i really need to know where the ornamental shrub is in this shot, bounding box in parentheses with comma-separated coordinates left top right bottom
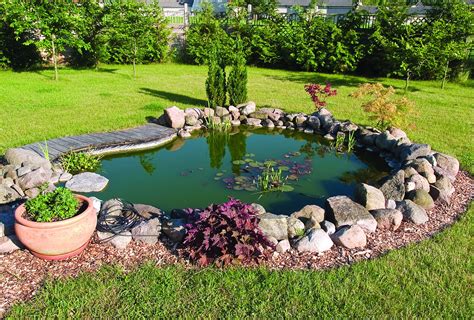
(183, 198, 275, 267)
(304, 83, 337, 111)
(228, 37, 248, 106)
(25, 187, 80, 223)
(205, 46, 226, 108)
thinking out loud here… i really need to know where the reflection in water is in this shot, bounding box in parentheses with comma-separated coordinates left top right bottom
(228, 131, 247, 175)
(139, 154, 156, 175)
(339, 167, 386, 185)
(206, 131, 229, 169)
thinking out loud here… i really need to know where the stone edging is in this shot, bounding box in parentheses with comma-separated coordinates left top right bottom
(0, 101, 462, 256)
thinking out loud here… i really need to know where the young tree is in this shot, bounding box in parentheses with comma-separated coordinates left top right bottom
(228, 37, 248, 106)
(102, 0, 169, 77)
(7, 1, 87, 80)
(206, 46, 226, 108)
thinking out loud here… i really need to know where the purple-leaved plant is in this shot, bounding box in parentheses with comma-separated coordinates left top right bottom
(183, 198, 274, 267)
(304, 83, 337, 111)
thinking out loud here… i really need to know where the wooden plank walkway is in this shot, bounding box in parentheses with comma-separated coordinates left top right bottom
(20, 123, 177, 160)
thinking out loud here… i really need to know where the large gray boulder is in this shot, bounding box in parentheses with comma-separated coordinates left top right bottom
(370, 209, 403, 231)
(259, 213, 288, 240)
(379, 170, 405, 201)
(276, 239, 291, 253)
(326, 196, 377, 233)
(433, 153, 459, 179)
(244, 118, 262, 127)
(65, 172, 109, 192)
(131, 218, 161, 245)
(18, 166, 53, 190)
(375, 131, 397, 151)
(307, 116, 320, 130)
(164, 106, 185, 129)
(97, 231, 131, 250)
(5, 148, 51, 170)
(133, 204, 164, 219)
(398, 144, 431, 162)
(331, 225, 367, 249)
(354, 183, 386, 210)
(396, 200, 428, 225)
(290, 205, 325, 229)
(294, 228, 333, 253)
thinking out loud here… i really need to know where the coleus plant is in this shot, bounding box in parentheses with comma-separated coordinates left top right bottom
(183, 198, 275, 267)
(304, 83, 337, 111)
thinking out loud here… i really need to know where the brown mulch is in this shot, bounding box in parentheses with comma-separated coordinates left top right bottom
(0, 171, 472, 315)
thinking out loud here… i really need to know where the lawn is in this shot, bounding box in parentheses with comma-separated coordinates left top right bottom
(2, 63, 473, 318)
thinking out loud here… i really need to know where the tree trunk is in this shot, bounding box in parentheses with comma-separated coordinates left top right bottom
(133, 41, 137, 78)
(441, 61, 449, 90)
(404, 71, 410, 92)
(52, 35, 58, 81)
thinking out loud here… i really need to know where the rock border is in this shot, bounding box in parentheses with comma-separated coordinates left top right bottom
(0, 101, 464, 255)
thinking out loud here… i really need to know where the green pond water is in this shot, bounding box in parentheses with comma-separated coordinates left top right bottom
(88, 128, 389, 214)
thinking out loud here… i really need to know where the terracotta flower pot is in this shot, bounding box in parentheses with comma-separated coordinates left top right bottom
(14, 194, 97, 260)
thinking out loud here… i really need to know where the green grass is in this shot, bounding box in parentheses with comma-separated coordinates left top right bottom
(1, 63, 473, 171)
(2, 63, 473, 318)
(7, 205, 474, 318)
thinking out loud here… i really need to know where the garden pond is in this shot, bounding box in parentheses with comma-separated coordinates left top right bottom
(87, 128, 389, 214)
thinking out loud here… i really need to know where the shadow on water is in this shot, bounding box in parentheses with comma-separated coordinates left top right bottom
(139, 87, 207, 107)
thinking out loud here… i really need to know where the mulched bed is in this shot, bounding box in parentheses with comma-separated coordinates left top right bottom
(0, 171, 472, 316)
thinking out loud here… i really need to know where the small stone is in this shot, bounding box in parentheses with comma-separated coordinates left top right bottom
(287, 217, 305, 238)
(251, 203, 266, 215)
(49, 171, 61, 184)
(164, 106, 185, 129)
(429, 186, 451, 205)
(406, 174, 430, 192)
(97, 231, 131, 250)
(89, 196, 102, 212)
(202, 107, 215, 118)
(386, 199, 396, 209)
(162, 218, 186, 242)
(178, 129, 192, 139)
(262, 119, 275, 128)
(0, 185, 21, 204)
(290, 205, 325, 230)
(331, 225, 367, 249)
(406, 189, 435, 210)
(65, 172, 109, 192)
(409, 158, 436, 184)
(323, 133, 335, 141)
(244, 118, 262, 127)
(303, 128, 314, 134)
(238, 101, 256, 115)
(230, 119, 241, 126)
(131, 218, 161, 245)
(185, 114, 198, 126)
(258, 213, 288, 240)
(320, 220, 336, 235)
(0, 235, 24, 253)
(396, 200, 428, 225)
(370, 209, 403, 231)
(294, 229, 333, 253)
(276, 239, 291, 253)
(59, 172, 73, 182)
(388, 127, 407, 140)
(354, 183, 386, 210)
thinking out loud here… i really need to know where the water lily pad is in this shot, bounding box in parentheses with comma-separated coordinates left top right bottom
(214, 177, 221, 180)
(216, 172, 224, 177)
(280, 185, 294, 192)
(235, 176, 249, 182)
(278, 166, 290, 171)
(232, 160, 245, 165)
(264, 160, 277, 166)
(249, 162, 261, 168)
(233, 185, 244, 191)
(245, 153, 255, 157)
(245, 158, 253, 162)
(245, 186, 258, 192)
(287, 174, 299, 180)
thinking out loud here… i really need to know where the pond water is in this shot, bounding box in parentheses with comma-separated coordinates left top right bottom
(87, 128, 389, 214)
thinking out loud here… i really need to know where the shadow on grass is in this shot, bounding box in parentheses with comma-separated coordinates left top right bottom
(263, 73, 368, 87)
(139, 88, 207, 107)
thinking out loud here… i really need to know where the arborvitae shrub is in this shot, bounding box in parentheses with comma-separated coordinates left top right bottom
(205, 47, 226, 108)
(228, 38, 248, 106)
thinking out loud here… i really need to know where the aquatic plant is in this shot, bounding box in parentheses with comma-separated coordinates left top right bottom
(60, 151, 101, 175)
(332, 133, 345, 152)
(183, 198, 274, 267)
(256, 163, 294, 193)
(304, 83, 337, 111)
(204, 115, 232, 132)
(347, 131, 356, 153)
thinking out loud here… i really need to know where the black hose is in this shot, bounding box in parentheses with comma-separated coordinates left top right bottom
(96, 198, 144, 241)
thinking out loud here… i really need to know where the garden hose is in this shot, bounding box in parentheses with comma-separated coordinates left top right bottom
(96, 198, 144, 242)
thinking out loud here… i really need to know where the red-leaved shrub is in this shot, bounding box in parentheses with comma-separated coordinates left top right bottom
(304, 83, 337, 110)
(183, 198, 274, 266)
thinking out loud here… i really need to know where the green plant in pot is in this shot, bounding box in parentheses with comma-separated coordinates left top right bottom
(14, 187, 97, 260)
